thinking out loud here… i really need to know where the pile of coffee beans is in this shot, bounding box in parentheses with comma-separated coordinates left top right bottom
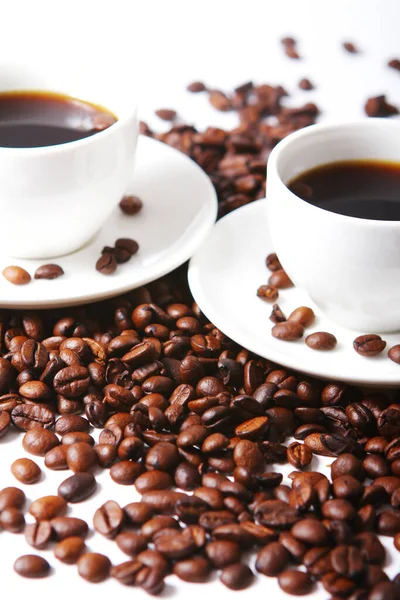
(1, 42, 400, 598)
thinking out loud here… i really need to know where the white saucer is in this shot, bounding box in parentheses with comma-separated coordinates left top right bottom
(0, 136, 217, 309)
(188, 199, 400, 388)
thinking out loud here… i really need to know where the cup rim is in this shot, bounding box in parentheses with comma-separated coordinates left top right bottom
(0, 90, 137, 156)
(267, 118, 400, 228)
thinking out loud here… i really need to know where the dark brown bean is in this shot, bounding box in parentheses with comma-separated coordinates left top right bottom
(278, 569, 314, 595)
(116, 531, 148, 556)
(268, 269, 293, 289)
(0, 506, 25, 531)
(34, 264, 64, 279)
(110, 460, 142, 485)
(256, 542, 291, 576)
(29, 495, 67, 521)
(173, 556, 211, 583)
(272, 322, 304, 341)
(205, 540, 240, 567)
(119, 195, 143, 215)
(66, 442, 97, 472)
(93, 500, 124, 538)
(50, 517, 88, 540)
(22, 428, 59, 456)
(25, 521, 53, 548)
(58, 472, 97, 502)
(220, 563, 254, 590)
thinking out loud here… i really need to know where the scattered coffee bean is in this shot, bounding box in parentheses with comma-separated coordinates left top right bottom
(0, 487, 25, 510)
(353, 334, 386, 356)
(173, 556, 211, 583)
(34, 264, 64, 280)
(155, 108, 177, 121)
(119, 194, 143, 215)
(270, 304, 287, 324)
(77, 552, 111, 583)
(388, 345, 400, 364)
(51, 517, 88, 540)
(11, 458, 41, 484)
(268, 269, 293, 289)
(257, 285, 279, 302)
(54, 536, 85, 564)
(272, 321, 304, 341)
(93, 500, 124, 538)
(14, 555, 50, 578)
(0, 506, 25, 531)
(115, 237, 139, 256)
(343, 41, 359, 53)
(58, 472, 97, 502)
(29, 495, 67, 520)
(306, 332, 337, 351)
(187, 81, 206, 93)
(2, 266, 31, 285)
(25, 521, 53, 549)
(266, 253, 282, 272)
(96, 253, 117, 275)
(299, 78, 314, 90)
(22, 428, 59, 456)
(365, 95, 399, 117)
(278, 569, 313, 595)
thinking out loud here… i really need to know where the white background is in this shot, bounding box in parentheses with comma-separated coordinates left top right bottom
(0, 0, 399, 598)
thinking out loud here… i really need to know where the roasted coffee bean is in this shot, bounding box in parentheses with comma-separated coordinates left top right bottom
(141, 515, 179, 540)
(44, 445, 68, 470)
(123, 502, 153, 526)
(333, 475, 363, 500)
(256, 541, 290, 576)
(343, 40, 359, 53)
(29, 495, 67, 520)
(0, 506, 25, 532)
(321, 571, 356, 596)
(50, 516, 88, 540)
(173, 556, 211, 583)
(220, 562, 254, 590)
(205, 540, 240, 567)
(362, 454, 390, 479)
(299, 78, 314, 90)
(331, 544, 364, 578)
(388, 345, 400, 364)
(322, 499, 356, 521)
(278, 532, 307, 562)
(256, 500, 298, 529)
(270, 304, 287, 324)
(3, 266, 31, 285)
(58, 472, 97, 502)
(119, 194, 143, 215)
(54, 536, 85, 564)
(291, 519, 329, 545)
(22, 428, 59, 456)
(288, 482, 315, 512)
(331, 454, 364, 480)
(288, 306, 315, 327)
(34, 264, 64, 280)
(11, 458, 41, 484)
(365, 95, 399, 117)
(66, 442, 97, 472)
(116, 531, 147, 557)
(14, 554, 50, 578)
(257, 285, 279, 302)
(62, 431, 94, 446)
(174, 462, 201, 490)
(287, 442, 313, 469)
(110, 460, 142, 485)
(353, 334, 386, 356)
(268, 269, 293, 289)
(53, 367, 90, 398)
(141, 490, 185, 513)
(154, 531, 196, 559)
(135, 469, 172, 493)
(93, 500, 124, 538)
(272, 321, 304, 341)
(96, 253, 117, 275)
(11, 403, 55, 430)
(25, 521, 53, 549)
(377, 406, 400, 438)
(306, 332, 337, 351)
(278, 569, 314, 595)
(78, 552, 111, 583)
(378, 508, 400, 535)
(369, 582, 400, 600)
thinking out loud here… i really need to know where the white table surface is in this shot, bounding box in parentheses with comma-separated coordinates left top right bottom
(0, 1, 400, 598)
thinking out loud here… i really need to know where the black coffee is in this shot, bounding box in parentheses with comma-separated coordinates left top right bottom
(288, 159, 400, 220)
(0, 90, 117, 148)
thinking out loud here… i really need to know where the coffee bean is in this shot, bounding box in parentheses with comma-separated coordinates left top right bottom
(220, 563, 254, 590)
(11, 458, 41, 484)
(353, 334, 386, 356)
(256, 541, 291, 576)
(77, 552, 111, 583)
(66, 442, 97, 472)
(115, 237, 139, 256)
(278, 569, 313, 595)
(34, 264, 64, 280)
(272, 321, 304, 341)
(111, 462, 145, 486)
(54, 536, 85, 564)
(287, 442, 313, 469)
(124, 502, 153, 526)
(187, 81, 206, 93)
(333, 475, 363, 500)
(58, 472, 97, 502)
(205, 540, 241, 568)
(0, 486, 25, 511)
(22, 428, 59, 456)
(29, 495, 67, 520)
(0, 507, 25, 532)
(343, 41, 359, 53)
(111, 559, 143, 585)
(268, 269, 293, 289)
(54, 367, 90, 399)
(25, 521, 53, 549)
(291, 519, 329, 545)
(11, 403, 55, 430)
(173, 556, 211, 583)
(96, 253, 117, 275)
(306, 332, 337, 351)
(93, 500, 124, 538)
(3, 266, 31, 285)
(288, 306, 315, 327)
(116, 531, 147, 556)
(389, 345, 400, 364)
(155, 108, 177, 121)
(233, 439, 265, 472)
(45, 445, 68, 470)
(257, 285, 279, 302)
(299, 78, 314, 90)
(269, 303, 287, 324)
(369, 582, 400, 600)
(62, 431, 94, 446)
(50, 516, 88, 540)
(321, 571, 356, 596)
(119, 195, 143, 215)
(378, 508, 400, 535)
(14, 555, 50, 578)
(0, 410, 11, 437)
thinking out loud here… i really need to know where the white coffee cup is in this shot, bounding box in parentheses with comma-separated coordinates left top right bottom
(267, 119, 400, 333)
(0, 63, 138, 259)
